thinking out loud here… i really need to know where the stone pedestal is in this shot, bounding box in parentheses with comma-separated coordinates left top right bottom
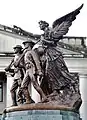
(3, 110, 82, 120)
(2, 104, 82, 120)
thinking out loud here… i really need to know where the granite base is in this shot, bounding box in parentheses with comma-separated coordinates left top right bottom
(2, 109, 82, 120)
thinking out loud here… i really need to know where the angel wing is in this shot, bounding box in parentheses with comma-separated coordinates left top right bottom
(51, 4, 83, 40)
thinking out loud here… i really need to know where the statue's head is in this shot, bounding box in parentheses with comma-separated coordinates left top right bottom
(13, 45, 23, 54)
(22, 40, 35, 49)
(38, 20, 49, 30)
(33, 44, 45, 56)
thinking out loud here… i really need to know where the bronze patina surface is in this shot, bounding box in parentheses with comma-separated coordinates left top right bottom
(5, 4, 83, 113)
(5, 103, 75, 113)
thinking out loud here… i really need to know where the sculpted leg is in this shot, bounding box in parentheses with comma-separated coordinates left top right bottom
(31, 75, 48, 102)
(10, 92, 17, 106)
(17, 78, 24, 104)
(21, 72, 35, 104)
(10, 80, 18, 106)
(17, 88, 24, 104)
(22, 88, 32, 104)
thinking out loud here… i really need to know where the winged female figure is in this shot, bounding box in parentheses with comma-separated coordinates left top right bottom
(33, 4, 83, 98)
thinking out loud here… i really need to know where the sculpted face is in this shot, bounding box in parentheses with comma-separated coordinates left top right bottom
(23, 42, 33, 49)
(23, 42, 29, 48)
(14, 48, 21, 54)
(39, 23, 46, 30)
(39, 21, 49, 31)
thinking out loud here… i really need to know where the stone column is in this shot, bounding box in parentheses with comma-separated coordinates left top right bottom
(79, 74, 87, 120)
(64, 58, 87, 120)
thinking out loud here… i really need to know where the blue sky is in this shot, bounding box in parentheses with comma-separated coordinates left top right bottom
(0, 0, 86, 36)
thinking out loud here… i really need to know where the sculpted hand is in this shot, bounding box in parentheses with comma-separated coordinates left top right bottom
(38, 71, 43, 76)
(23, 49, 28, 53)
(5, 66, 10, 71)
(14, 62, 19, 67)
(38, 71, 43, 82)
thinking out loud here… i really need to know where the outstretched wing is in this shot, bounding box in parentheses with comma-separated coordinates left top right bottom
(51, 4, 83, 39)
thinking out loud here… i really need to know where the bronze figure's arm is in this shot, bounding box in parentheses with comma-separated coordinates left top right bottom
(13, 49, 28, 67)
(5, 58, 14, 71)
(32, 50, 42, 76)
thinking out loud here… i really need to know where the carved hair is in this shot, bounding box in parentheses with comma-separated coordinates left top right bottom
(38, 20, 49, 27)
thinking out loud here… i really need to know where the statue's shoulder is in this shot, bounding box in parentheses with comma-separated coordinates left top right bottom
(25, 50, 35, 58)
(23, 48, 31, 54)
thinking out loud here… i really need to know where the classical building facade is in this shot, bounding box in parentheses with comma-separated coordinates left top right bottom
(0, 24, 87, 120)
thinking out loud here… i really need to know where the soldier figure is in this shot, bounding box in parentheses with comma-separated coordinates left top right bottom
(5, 45, 25, 106)
(17, 40, 47, 104)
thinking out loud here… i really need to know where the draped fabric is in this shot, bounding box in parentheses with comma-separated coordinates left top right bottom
(44, 46, 75, 92)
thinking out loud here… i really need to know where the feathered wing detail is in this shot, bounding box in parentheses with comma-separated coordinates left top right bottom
(51, 4, 83, 39)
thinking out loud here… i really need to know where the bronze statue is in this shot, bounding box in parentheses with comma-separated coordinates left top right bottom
(14, 40, 48, 104)
(5, 4, 83, 110)
(5, 45, 25, 106)
(33, 4, 83, 94)
(32, 4, 83, 109)
(39, 4, 83, 41)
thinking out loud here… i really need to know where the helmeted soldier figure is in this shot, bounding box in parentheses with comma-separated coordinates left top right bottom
(5, 45, 25, 106)
(18, 40, 47, 104)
